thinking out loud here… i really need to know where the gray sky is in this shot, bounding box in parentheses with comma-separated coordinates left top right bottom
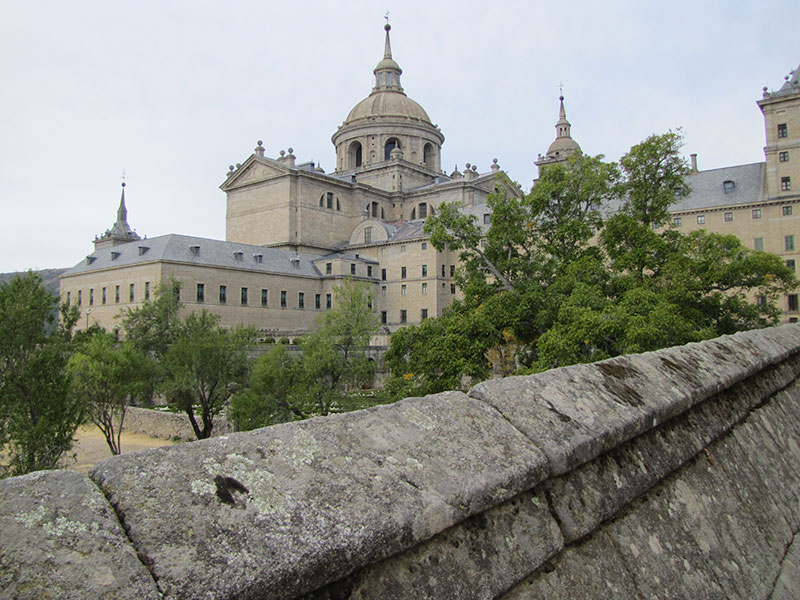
(1, 0, 798, 273)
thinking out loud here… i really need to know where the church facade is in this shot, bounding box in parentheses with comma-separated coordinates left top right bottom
(60, 24, 517, 338)
(59, 26, 800, 334)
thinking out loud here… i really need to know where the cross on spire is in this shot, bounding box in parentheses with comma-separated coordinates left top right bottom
(384, 10, 390, 25)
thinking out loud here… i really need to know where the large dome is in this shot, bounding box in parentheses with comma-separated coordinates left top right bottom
(345, 90, 432, 124)
(547, 135, 581, 157)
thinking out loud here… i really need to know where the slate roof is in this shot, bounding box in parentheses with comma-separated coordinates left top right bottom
(672, 162, 765, 212)
(63, 234, 325, 279)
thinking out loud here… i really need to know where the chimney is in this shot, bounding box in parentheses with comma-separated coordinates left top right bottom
(690, 153, 698, 172)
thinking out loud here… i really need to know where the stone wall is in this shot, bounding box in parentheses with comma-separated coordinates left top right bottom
(2, 325, 800, 599)
(123, 407, 234, 441)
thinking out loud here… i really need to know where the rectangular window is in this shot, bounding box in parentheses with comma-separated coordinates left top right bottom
(326, 262, 332, 274)
(418, 203, 427, 219)
(724, 212, 733, 222)
(351, 264, 356, 275)
(143, 282, 149, 301)
(315, 294, 321, 309)
(450, 265, 455, 277)
(789, 294, 799, 312)
(102, 287, 106, 305)
(421, 308, 428, 321)
(66, 291, 71, 305)
(782, 177, 791, 191)
(696, 215, 705, 224)
(480, 238, 486, 248)
(672, 217, 682, 227)
(441, 264, 446, 277)
(400, 309, 407, 323)
(784, 206, 793, 216)
(219, 285, 227, 304)
(115, 285, 120, 303)
(451, 283, 456, 294)
(421, 264, 427, 277)
(381, 285, 387, 297)
(298, 292, 304, 309)
(787, 259, 796, 271)
(364, 226, 373, 244)
(241, 287, 248, 305)
(754, 238, 764, 251)
(196, 283, 204, 303)
(753, 209, 762, 219)
(757, 295, 767, 306)
(421, 242, 427, 250)
(780, 151, 790, 162)
(89, 289, 94, 305)
(778, 123, 788, 138)
(326, 192, 333, 209)
(280, 291, 287, 308)
(326, 293, 332, 309)
(381, 269, 386, 281)
(367, 298, 373, 309)
(401, 266, 406, 279)
(483, 213, 490, 225)
(422, 282, 428, 295)
(261, 289, 268, 307)
(381, 311, 387, 324)
(401, 284, 407, 296)
(77, 290, 82, 306)
(786, 235, 795, 251)
(130, 283, 135, 302)
(367, 265, 373, 277)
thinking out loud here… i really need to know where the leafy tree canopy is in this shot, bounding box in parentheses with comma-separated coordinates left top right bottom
(385, 131, 797, 390)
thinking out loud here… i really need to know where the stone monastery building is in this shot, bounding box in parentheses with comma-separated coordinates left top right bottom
(60, 24, 800, 334)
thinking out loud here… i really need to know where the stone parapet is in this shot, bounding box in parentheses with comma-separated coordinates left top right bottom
(2, 325, 800, 599)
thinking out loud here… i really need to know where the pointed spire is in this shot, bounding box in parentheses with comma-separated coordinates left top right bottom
(373, 20, 403, 93)
(555, 94, 571, 138)
(117, 182, 128, 225)
(384, 23, 393, 59)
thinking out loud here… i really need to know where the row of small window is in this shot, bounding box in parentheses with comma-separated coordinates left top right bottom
(380, 264, 456, 281)
(673, 203, 794, 227)
(67, 282, 150, 306)
(380, 309, 428, 324)
(752, 236, 796, 252)
(383, 282, 457, 296)
(325, 262, 375, 277)
(197, 284, 333, 310)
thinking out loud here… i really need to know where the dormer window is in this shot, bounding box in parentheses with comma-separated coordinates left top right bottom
(723, 180, 735, 194)
(86, 256, 96, 265)
(138, 246, 149, 255)
(190, 245, 200, 256)
(254, 253, 263, 264)
(234, 251, 244, 261)
(111, 251, 121, 260)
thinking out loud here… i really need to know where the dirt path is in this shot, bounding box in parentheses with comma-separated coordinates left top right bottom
(63, 425, 177, 473)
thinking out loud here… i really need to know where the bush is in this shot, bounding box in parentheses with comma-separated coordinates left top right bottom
(278, 337, 290, 345)
(262, 336, 275, 344)
(292, 336, 305, 345)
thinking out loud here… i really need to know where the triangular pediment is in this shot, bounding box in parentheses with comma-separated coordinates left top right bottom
(220, 156, 291, 191)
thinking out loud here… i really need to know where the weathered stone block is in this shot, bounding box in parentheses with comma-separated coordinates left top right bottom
(469, 327, 800, 477)
(89, 391, 547, 600)
(305, 487, 563, 600)
(500, 531, 639, 600)
(0, 470, 159, 600)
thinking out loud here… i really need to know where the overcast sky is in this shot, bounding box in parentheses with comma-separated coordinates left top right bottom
(1, 0, 798, 273)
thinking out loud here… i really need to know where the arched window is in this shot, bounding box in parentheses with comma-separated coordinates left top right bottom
(349, 141, 363, 169)
(423, 143, 434, 170)
(319, 194, 324, 207)
(384, 138, 400, 161)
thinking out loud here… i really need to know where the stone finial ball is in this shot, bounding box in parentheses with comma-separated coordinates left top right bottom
(257, 140, 263, 146)
(288, 147, 294, 153)
(465, 162, 471, 169)
(385, 23, 391, 31)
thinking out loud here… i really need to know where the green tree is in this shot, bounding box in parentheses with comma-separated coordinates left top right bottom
(229, 279, 379, 430)
(120, 278, 182, 360)
(0, 273, 84, 476)
(67, 333, 154, 455)
(390, 130, 797, 383)
(161, 310, 253, 439)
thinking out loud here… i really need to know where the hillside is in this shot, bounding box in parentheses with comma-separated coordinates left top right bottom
(0, 268, 68, 296)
